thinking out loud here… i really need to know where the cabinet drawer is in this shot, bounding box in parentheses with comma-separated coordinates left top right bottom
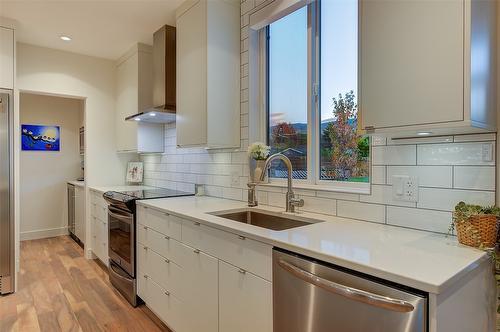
(90, 191, 107, 208)
(92, 203, 108, 222)
(182, 219, 272, 280)
(140, 270, 183, 332)
(137, 205, 182, 241)
(138, 242, 183, 297)
(219, 260, 273, 332)
(138, 224, 182, 264)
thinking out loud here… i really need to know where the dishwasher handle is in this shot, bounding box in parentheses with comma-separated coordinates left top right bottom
(278, 259, 415, 313)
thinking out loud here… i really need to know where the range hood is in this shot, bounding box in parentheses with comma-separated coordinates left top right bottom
(126, 25, 176, 123)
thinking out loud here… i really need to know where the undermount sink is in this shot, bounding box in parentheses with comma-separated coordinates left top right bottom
(210, 209, 320, 231)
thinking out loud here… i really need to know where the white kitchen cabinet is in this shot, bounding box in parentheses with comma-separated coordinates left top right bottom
(115, 43, 164, 153)
(90, 190, 108, 265)
(179, 242, 218, 332)
(175, 0, 240, 148)
(360, 0, 497, 137)
(136, 206, 273, 332)
(74, 185, 85, 243)
(219, 260, 272, 332)
(0, 26, 14, 90)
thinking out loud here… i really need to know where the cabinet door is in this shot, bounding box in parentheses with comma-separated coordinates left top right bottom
(0, 27, 14, 90)
(361, 0, 463, 129)
(179, 243, 218, 332)
(116, 54, 139, 152)
(219, 261, 272, 332)
(176, 0, 208, 147)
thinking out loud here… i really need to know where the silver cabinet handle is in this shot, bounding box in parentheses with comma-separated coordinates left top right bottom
(165, 259, 170, 263)
(144, 206, 149, 209)
(144, 274, 148, 279)
(143, 246, 148, 250)
(143, 226, 148, 230)
(238, 268, 246, 274)
(193, 249, 200, 254)
(194, 221, 201, 226)
(164, 212, 170, 216)
(238, 235, 246, 240)
(164, 235, 170, 240)
(164, 291, 170, 296)
(277, 259, 415, 313)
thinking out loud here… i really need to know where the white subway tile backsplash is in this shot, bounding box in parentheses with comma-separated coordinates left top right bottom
(387, 207, 452, 233)
(417, 142, 495, 166)
(337, 201, 386, 224)
(316, 190, 360, 201)
(454, 166, 495, 191)
(387, 166, 452, 188)
(360, 185, 416, 207)
(418, 188, 495, 211)
(372, 145, 416, 165)
(371, 166, 386, 185)
(300, 197, 336, 215)
(388, 136, 453, 145)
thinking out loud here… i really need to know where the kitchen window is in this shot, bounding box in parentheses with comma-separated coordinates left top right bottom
(262, 0, 369, 193)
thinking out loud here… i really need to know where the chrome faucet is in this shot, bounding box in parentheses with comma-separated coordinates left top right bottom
(247, 153, 304, 213)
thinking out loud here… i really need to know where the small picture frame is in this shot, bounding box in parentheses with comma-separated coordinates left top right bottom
(126, 162, 144, 183)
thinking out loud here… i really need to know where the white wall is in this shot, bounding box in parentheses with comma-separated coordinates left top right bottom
(19, 93, 82, 240)
(16, 43, 133, 257)
(140, 0, 497, 235)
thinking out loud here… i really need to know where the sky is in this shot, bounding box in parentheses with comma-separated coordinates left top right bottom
(269, 0, 358, 124)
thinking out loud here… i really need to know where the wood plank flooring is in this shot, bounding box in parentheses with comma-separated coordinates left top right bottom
(0, 236, 170, 332)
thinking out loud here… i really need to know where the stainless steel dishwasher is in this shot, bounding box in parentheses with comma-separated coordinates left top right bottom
(273, 249, 427, 332)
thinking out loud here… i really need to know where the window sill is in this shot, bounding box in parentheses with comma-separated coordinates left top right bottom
(257, 181, 371, 195)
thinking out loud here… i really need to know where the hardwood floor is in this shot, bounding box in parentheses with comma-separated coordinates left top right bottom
(0, 236, 170, 332)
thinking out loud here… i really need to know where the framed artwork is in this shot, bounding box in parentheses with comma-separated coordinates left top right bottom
(126, 162, 144, 183)
(21, 124, 60, 151)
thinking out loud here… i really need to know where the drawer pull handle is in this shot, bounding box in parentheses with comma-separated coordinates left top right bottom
(143, 246, 148, 250)
(193, 249, 200, 254)
(194, 222, 201, 226)
(144, 275, 148, 279)
(164, 291, 170, 296)
(165, 259, 170, 263)
(143, 226, 148, 230)
(144, 206, 149, 209)
(238, 235, 246, 240)
(164, 235, 170, 240)
(164, 212, 170, 216)
(238, 269, 246, 274)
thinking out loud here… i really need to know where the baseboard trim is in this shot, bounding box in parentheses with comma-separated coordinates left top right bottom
(20, 227, 69, 241)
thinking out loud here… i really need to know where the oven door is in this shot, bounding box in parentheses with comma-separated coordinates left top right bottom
(108, 205, 135, 277)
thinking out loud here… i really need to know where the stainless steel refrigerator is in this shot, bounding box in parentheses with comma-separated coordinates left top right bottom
(0, 89, 14, 294)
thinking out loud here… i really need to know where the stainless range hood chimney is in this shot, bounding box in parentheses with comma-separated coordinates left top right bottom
(126, 25, 176, 123)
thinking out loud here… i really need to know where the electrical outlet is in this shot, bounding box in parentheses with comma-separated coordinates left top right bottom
(482, 143, 493, 162)
(392, 175, 419, 202)
(231, 172, 240, 186)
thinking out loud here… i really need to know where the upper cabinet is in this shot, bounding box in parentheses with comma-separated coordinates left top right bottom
(176, 0, 240, 148)
(115, 43, 164, 153)
(0, 26, 14, 90)
(360, 0, 497, 137)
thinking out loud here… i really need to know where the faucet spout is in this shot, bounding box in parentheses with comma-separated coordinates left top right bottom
(257, 153, 304, 212)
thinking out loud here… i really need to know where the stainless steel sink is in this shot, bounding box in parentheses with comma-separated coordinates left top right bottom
(210, 209, 319, 231)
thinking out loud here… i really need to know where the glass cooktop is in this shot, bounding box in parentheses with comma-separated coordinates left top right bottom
(103, 188, 194, 203)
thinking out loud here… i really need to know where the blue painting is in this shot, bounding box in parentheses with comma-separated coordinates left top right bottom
(21, 124, 60, 151)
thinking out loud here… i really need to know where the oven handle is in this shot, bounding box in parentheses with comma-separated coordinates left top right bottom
(108, 206, 133, 223)
(109, 261, 133, 281)
(277, 259, 415, 313)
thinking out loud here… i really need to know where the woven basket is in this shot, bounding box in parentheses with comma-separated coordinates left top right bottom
(455, 214, 498, 248)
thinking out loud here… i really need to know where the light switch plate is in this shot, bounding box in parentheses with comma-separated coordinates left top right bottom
(392, 175, 419, 202)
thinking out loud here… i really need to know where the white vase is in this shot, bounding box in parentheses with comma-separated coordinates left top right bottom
(250, 159, 266, 183)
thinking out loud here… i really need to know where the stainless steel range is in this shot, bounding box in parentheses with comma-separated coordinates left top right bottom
(103, 188, 193, 306)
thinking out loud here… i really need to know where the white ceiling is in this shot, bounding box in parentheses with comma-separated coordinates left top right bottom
(1, 0, 184, 60)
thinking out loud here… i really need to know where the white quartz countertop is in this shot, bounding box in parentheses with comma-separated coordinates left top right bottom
(68, 180, 85, 187)
(138, 196, 488, 294)
(88, 185, 155, 194)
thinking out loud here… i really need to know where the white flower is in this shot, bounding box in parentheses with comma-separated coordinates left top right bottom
(247, 142, 270, 160)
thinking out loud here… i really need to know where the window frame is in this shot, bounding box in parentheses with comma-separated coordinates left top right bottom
(259, 0, 371, 194)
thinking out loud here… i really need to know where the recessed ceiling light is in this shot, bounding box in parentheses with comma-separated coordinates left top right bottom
(60, 35, 72, 41)
(134, 118, 141, 121)
(149, 113, 156, 117)
(416, 131, 432, 136)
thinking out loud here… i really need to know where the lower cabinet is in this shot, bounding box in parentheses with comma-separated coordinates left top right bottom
(219, 260, 273, 332)
(90, 191, 109, 265)
(137, 207, 273, 332)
